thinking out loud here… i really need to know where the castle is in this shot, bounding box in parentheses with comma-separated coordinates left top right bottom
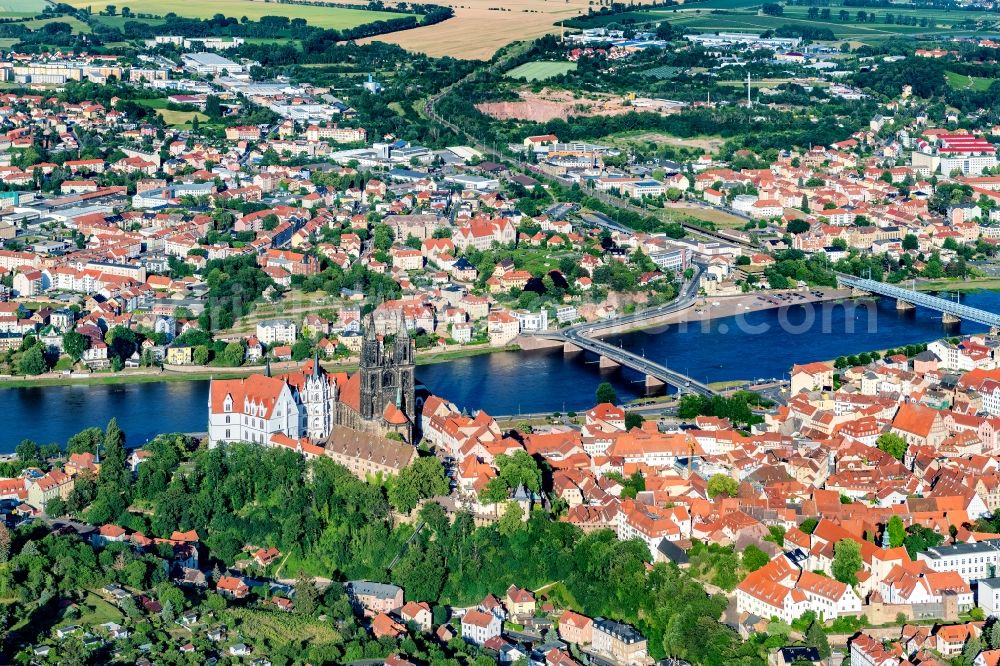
(207, 315, 416, 448)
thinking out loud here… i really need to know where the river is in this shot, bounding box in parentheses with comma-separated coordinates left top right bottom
(2, 292, 997, 450)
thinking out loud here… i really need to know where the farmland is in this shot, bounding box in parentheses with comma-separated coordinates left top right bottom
(358, 0, 592, 60)
(0, 0, 43, 17)
(507, 60, 577, 81)
(563, 0, 1000, 44)
(60, 0, 411, 30)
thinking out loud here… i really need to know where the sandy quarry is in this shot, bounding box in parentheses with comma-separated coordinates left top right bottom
(476, 87, 640, 122)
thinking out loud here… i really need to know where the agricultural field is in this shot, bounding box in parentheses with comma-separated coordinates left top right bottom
(0, 0, 43, 18)
(61, 0, 411, 29)
(358, 0, 592, 60)
(506, 60, 577, 81)
(578, 1, 1000, 43)
(21, 14, 92, 32)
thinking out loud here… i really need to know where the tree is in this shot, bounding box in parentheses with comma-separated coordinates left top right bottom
(624, 412, 643, 431)
(18, 345, 47, 375)
(887, 515, 905, 548)
(295, 569, 318, 616)
(876, 432, 907, 462)
(100, 418, 129, 493)
(62, 331, 88, 362)
(742, 544, 769, 571)
(389, 456, 449, 514)
(787, 219, 810, 234)
(806, 620, 831, 659)
(832, 539, 862, 585)
(221, 341, 245, 367)
(46, 496, 67, 517)
(495, 450, 542, 494)
(193, 345, 210, 365)
(707, 474, 738, 499)
(596, 382, 618, 405)
(498, 501, 524, 536)
(68, 427, 102, 455)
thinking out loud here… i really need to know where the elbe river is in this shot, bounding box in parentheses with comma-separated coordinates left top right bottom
(2, 293, 997, 450)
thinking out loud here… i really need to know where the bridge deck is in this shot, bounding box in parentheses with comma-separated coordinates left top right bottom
(838, 275, 1000, 328)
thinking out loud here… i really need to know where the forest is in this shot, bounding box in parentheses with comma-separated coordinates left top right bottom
(1, 424, 766, 666)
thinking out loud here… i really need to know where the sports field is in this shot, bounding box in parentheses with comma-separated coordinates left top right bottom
(60, 0, 410, 29)
(0, 0, 43, 17)
(507, 61, 576, 81)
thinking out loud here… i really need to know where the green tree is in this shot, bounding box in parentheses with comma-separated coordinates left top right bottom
(100, 418, 129, 493)
(498, 501, 524, 536)
(45, 496, 67, 517)
(295, 569, 318, 616)
(62, 331, 88, 362)
(388, 457, 449, 514)
(707, 474, 738, 499)
(495, 450, 542, 494)
(624, 412, 643, 431)
(742, 544, 769, 572)
(806, 620, 832, 659)
(887, 515, 905, 548)
(221, 341, 245, 367)
(876, 432, 907, 461)
(832, 539, 862, 585)
(596, 382, 618, 405)
(18, 345, 47, 375)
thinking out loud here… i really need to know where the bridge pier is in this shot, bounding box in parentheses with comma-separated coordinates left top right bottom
(563, 341, 581, 354)
(943, 313, 960, 325)
(599, 355, 620, 370)
(896, 299, 915, 311)
(851, 287, 869, 298)
(645, 375, 666, 390)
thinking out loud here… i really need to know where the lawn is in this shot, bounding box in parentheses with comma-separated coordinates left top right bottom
(945, 70, 995, 91)
(75, 593, 125, 627)
(156, 109, 210, 126)
(506, 60, 577, 81)
(60, 0, 411, 29)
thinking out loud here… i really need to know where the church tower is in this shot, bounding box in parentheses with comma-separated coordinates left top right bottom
(357, 313, 416, 438)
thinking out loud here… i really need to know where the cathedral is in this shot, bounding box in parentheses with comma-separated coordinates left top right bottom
(333, 315, 416, 442)
(207, 314, 416, 448)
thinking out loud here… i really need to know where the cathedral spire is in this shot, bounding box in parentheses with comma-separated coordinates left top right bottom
(264, 356, 271, 377)
(312, 347, 321, 378)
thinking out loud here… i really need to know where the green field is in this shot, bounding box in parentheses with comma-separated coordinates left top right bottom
(946, 70, 996, 91)
(62, 0, 411, 29)
(506, 60, 577, 81)
(22, 15, 92, 32)
(576, 1, 1000, 43)
(0, 0, 43, 16)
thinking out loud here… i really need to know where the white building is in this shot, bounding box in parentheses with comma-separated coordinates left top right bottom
(256, 319, 297, 345)
(461, 609, 502, 645)
(917, 540, 1000, 584)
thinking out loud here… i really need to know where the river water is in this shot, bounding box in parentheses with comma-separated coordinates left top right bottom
(2, 292, 997, 450)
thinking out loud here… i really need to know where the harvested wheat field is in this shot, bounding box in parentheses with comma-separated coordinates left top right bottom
(356, 0, 591, 60)
(477, 88, 640, 122)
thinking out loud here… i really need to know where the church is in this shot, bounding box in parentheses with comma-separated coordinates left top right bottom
(207, 314, 416, 448)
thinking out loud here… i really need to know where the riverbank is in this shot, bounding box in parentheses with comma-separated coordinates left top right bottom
(0, 343, 521, 389)
(915, 277, 1000, 292)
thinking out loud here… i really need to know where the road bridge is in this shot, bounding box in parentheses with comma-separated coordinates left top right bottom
(836, 275, 1000, 329)
(529, 263, 718, 396)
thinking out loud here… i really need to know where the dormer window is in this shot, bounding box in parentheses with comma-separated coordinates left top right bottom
(223, 395, 232, 413)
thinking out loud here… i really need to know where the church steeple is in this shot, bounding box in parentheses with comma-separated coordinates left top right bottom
(312, 347, 321, 378)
